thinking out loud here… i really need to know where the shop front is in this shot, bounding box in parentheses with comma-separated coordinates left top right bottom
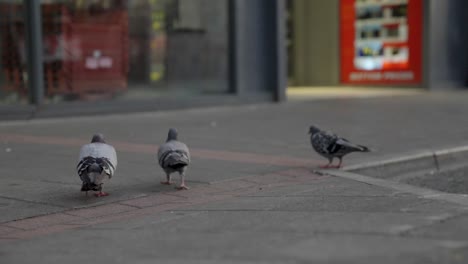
(289, 0, 468, 89)
(340, 0, 422, 85)
(0, 0, 228, 103)
(0, 0, 286, 119)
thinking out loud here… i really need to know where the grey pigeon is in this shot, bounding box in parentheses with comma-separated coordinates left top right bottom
(157, 128, 191, 190)
(77, 134, 117, 197)
(309, 125, 370, 168)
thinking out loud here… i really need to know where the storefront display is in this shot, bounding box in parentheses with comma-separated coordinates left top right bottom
(0, 0, 229, 104)
(340, 0, 423, 84)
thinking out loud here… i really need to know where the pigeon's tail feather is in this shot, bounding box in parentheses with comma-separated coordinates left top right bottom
(80, 171, 104, 191)
(167, 153, 189, 166)
(80, 171, 102, 192)
(87, 164, 103, 174)
(80, 173, 91, 185)
(168, 163, 188, 170)
(334, 139, 371, 154)
(357, 145, 371, 152)
(346, 144, 370, 153)
(163, 151, 189, 169)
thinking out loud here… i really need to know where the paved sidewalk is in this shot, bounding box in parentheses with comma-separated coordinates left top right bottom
(1, 91, 468, 263)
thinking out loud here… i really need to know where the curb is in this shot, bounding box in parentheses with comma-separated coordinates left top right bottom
(341, 145, 468, 180)
(317, 145, 468, 207)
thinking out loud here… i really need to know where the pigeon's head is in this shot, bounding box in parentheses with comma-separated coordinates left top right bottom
(167, 128, 178, 141)
(91, 133, 106, 143)
(308, 125, 320, 135)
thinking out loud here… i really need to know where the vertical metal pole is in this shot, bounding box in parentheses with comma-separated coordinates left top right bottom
(228, 0, 287, 100)
(273, 0, 287, 102)
(24, 0, 44, 105)
(227, 0, 238, 94)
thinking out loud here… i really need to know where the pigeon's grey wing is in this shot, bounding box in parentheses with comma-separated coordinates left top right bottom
(77, 143, 117, 178)
(77, 144, 93, 176)
(157, 143, 170, 167)
(100, 144, 117, 178)
(107, 144, 118, 169)
(175, 141, 190, 163)
(158, 141, 190, 168)
(330, 138, 368, 156)
(311, 131, 338, 155)
(77, 156, 93, 177)
(322, 130, 338, 138)
(78, 144, 92, 162)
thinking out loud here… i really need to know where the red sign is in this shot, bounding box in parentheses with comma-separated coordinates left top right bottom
(340, 0, 423, 84)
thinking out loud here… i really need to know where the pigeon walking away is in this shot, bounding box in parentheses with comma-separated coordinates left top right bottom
(309, 125, 370, 168)
(157, 128, 191, 190)
(77, 134, 117, 197)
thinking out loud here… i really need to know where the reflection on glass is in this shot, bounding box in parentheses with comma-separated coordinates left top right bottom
(1, 0, 228, 104)
(0, 0, 29, 105)
(354, 0, 410, 71)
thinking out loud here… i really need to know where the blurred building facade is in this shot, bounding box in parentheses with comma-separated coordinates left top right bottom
(288, 0, 468, 89)
(1, 0, 467, 119)
(0, 0, 285, 118)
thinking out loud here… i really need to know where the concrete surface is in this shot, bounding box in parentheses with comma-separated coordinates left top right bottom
(404, 166, 468, 194)
(2, 91, 468, 263)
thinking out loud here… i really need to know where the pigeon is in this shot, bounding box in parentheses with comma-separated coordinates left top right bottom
(308, 125, 370, 168)
(77, 134, 117, 197)
(157, 128, 191, 190)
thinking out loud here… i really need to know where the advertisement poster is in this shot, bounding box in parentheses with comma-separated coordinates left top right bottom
(340, 0, 423, 84)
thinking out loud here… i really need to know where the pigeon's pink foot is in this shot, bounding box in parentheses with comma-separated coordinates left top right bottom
(160, 181, 172, 185)
(94, 191, 109, 197)
(175, 185, 189, 190)
(319, 164, 331, 169)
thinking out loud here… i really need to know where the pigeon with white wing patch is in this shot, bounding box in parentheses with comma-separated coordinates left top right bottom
(77, 134, 117, 197)
(309, 125, 370, 168)
(157, 128, 191, 190)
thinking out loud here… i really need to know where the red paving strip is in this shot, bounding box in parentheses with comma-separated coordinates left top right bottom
(189, 149, 313, 167)
(4, 213, 79, 230)
(0, 225, 19, 236)
(119, 193, 188, 208)
(0, 134, 84, 147)
(276, 168, 324, 178)
(65, 203, 138, 218)
(0, 133, 316, 167)
(0, 169, 329, 241)
(6, 224, 87, 240)
(68, 204, 186, 227)
(201, 180, 259, 194)
(244, 170, 323, 184)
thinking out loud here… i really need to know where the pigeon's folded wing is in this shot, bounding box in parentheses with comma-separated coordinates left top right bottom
(158, 141, 190, 167)
(78, 143, 117, 177)
(333, 138, 368, 153)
